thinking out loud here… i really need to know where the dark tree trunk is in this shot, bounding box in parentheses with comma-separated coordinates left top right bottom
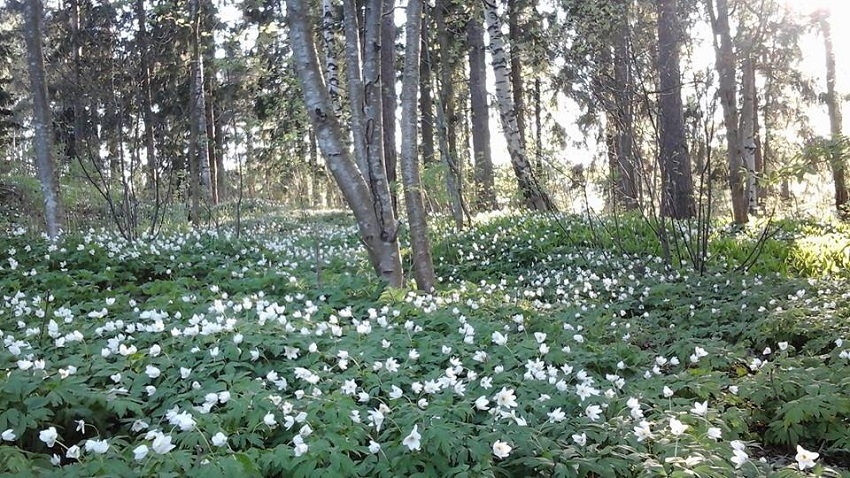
(818, 11, 848, 218)
(381, 0, 398, 214)
(656, 0, 695, 218)
(508, 0, 526, 147)
(419, 7, 435, 166)
(468, 8, 496, 211)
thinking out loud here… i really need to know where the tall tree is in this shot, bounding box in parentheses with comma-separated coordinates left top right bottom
(611, 2, 639, 210)
(419, 7, 435, 167)
(434, 0, 464, 227)
(286, 0, 403, 286)
(508, 0, 526, 147)
(656, 0, 694, 218)
(134, 0, 158, 194)
(484, 0, 553, 211)
(740, 56, 758, 213)
(708, 0, 747, 224)
(815, 10, 847, 218)
(381, 0, 398, 213)
(22, 0, 62, 237)
(468, 6, 497, 211)
(399, 0, 435, 290)
(189, 0, 213, 222)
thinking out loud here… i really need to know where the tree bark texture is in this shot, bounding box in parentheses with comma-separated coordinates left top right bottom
(740, 56, 758, 214)
(818, 12, 848, 218)
(485, 0, 554, 211)
(323, 0, 343, 118)
(381, 0, 398, 214)
(508, 0, 526, 147)
(134, 0, 158, 194)
(468, 9, 497, 211)
(23, 0, 62, 237)
(419, 8, 435, 166)
(708, 0, 747, 224)
(399, 0, 435, 291)
(435, 0, 464, 227)
(342, 0, 369, 177)
(613, 12, 639, 209)
(656, 0, 695, 219)
(190, 0, 213, 215)
(286, 0, 403, 286)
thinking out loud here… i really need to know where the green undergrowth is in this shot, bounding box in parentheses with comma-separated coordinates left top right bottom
(0, 212, 848, 477)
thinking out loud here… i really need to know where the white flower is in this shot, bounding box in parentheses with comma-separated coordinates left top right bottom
(133, 444, 149, 461)
(585, 404, 602, 421)
(731, 448, 749, 469)
(662, 386, 674, 398)
(572, 433, 586, 446)
(491, 331, 508, 346)
(547, 407, 566, 423)
(39, 427, 58, 447)
(402, 425, 421, 451)
(368, 440, 381, 454)
(492, 440, 512, 459)
(474, 396, 490, 410)
(145, 365, 161, 379)
(151, 434, 176, 454)
(389, 385, 404, 399)
(728, 385, 739, 395)
(218, 391, 231, 403)
(1, 429, 16, 441)
(50, 454, 61, 466)
(65, 445, 81, 459)
(211, 432, 228, 447)
(368, 409, 385, 432)
(690, 401, 708, 416)
(341, 379, 357, 395)
(264, 412, 277, 427)
(494, 387, 518, 409)
(149, 344, 161, 357)
(633, 421, 653, 442)
(795, 445, 819, 470)
(292, 435, 308, 456)
(669, 418, 688, 436)
(778, 342, 789, 351)
(707, 427, 722, 440)
(131, 420, 149, 432)
(84, 439, 109, 454)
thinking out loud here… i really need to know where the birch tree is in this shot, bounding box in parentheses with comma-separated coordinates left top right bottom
(286, 0, 403, 286)
(189, 0, 213, 223)
(22, 0, 62, 238)
(399, 0, 435, 290)
(484, 0, 553, 211)
(740, 56, 758, 214)
(468, 5, 497, 211)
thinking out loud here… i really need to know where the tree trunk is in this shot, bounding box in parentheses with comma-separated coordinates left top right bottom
(484, 0, 553, 211)
(740, 56, 757, 214)
(419, 8, 435, 166)
(707, 0, 747, 224)
(381, 0, 398, 214)
(818, 11, 848, 218)
(286, 0, 403, 286)
(323, 0, 343, 117)
(468, 8, 496, 211)
(508, 0, 526, 147)
(400, 0, 435, 291)
(203, 5, 220, 204)
(134, 0, 158, 195)
(613, 11, 639, 210)
(190, 0, 212, 218)
(342, 0, 370, 177)
(435, 0, 464, 227)
(656, 0, 695, 219)
(69, 0, 83, 165)
(23, 0, 62, 237)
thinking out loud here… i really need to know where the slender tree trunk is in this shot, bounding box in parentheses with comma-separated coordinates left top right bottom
(534, 77, 543, 176)
(468, 9, 496, 211)
(613, 11, 638, 209)
(419, 8, 435, 166)
(286, 0, 403, 286)
(508, 0, 526, 147)
(400, 0, 435, 291)
(435, 0, 464, 227)
(818, 11, 848, 218)
(69, 0, 83, 165)
(23, 0, 62, 237)
(707, 0, 747, 224)
(203, 5, 220, 204)
(342, 0, 370, 177)
(656, 0, 695, 218)
(740, 56, 757, 214)
(323, 0, 343, 117)
(381, 0, 398, 214)
(485, 0, 553, 211)
(190, 0, 212, 216)
(135, 0, 158, 195)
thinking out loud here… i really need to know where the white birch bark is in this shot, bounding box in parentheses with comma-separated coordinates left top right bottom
(23, 0, 62, 238)
(190, 0, 212, 205)
(322, 0, 342, 118)
(484, 0, 553, 211)
(342, 0, 369, 177)
(286, 0, 403, 286)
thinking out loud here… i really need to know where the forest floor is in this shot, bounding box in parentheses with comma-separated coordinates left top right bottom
(0, 209, 849, 477)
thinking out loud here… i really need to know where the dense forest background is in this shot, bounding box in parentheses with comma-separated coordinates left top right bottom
(0, 0, 848, 239)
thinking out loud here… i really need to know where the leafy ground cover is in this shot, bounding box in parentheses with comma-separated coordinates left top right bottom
(0, 212, 849, 477)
